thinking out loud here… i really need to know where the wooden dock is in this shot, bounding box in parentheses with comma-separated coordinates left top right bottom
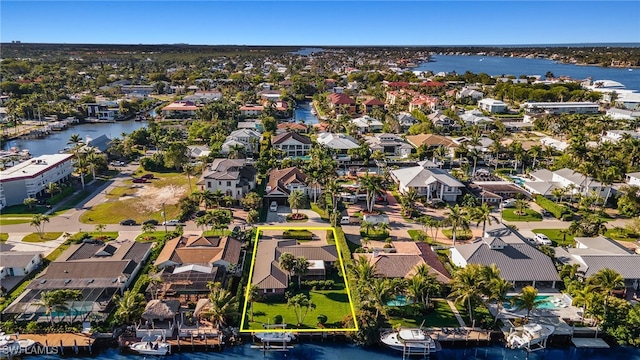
(18, 333, 94, 355)
(571, 338, 610, 348)
(428, 328, 495, 346)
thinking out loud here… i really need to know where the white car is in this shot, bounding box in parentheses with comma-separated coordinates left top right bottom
(502, 199, 516, 208)
(534, 233, 552, 246)
(162, 219, 185, 226)
(269, 202, 278, 212)
(340, 216, 351, 225)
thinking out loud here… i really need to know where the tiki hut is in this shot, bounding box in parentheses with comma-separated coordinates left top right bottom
(142, 299, 180, 321)
(193, 298, 211, 319)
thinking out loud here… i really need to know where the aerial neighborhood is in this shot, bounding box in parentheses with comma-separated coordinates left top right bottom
(0, 44, 639, 355)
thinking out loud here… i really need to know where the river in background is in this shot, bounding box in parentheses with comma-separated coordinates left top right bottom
(416, 55, 640, 91)
(34, 342, 640, 360)
(3, 120, 148, 157)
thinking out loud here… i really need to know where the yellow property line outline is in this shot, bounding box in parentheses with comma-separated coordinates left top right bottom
(240, 226, 358, 333)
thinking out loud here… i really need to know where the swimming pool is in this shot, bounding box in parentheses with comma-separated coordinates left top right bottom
(503, 295, 560, 311)
(386, 295, 415, 307)
(509, 176, 527, 186)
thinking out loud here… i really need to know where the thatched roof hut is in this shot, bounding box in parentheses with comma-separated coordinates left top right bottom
(141, 299, 181, 321)
(193, 298, 212, 318)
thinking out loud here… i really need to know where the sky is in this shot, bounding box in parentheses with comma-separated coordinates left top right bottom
(1, 1, 639, 46)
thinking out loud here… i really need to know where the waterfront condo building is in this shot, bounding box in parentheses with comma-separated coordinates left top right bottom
(0, 154, 74, 209)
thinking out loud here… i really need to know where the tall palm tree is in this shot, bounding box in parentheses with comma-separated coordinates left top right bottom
(86, 148, 102, 181)
(360, 220, 375, 235)
(287, 293, 316, 326)
(293, 257, 309, 288)
(95, 223, 106, 237)
(36, 290, 70, 325)
(247, 285, 261, 322)
(288, 190, 305, 214)
(449, 265, 482, 325)
(67, 133, 84, 152)
(74, 155, 89, 190)
(23, 197, 38, 210)
(46, 182, 61, 197)
(350, 255, 379, 286)
(363, 278, 394, 319)
(488, 278, 513, 325)
(588, 268, 624, 319)
(445, 204, 469, 247)
(572, 284, 598, 323)
(30, 213, 50, 236)
(470, 202, 493, 236)
(278, 252, 296, 284)
(514, 199, 530, 216)
(361, 174, 384, 213)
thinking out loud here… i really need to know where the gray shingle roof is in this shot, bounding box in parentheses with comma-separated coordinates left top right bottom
(0, 252, 41, 268)
(455, 239, 560, 282)
(580, 255, 640, 278)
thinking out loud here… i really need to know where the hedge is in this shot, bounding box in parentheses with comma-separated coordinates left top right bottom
(534, 195, 572, 219)
(301, 280, 335, 290)
(283, 229, 313, 240)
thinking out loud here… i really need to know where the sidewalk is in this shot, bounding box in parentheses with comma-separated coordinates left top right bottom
(447, 299, 467, 327)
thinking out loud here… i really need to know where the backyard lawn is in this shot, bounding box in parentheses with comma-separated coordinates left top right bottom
(247, 288, 352, 330)
(502, 209, 542, 222)
(387, 299, 462, 328)
(531, 228, 575, 246)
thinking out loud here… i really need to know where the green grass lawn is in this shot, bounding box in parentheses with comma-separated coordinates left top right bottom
(136, 231, 172, 242)
(604, 228, 639, 242)
(248, 288, 352, 330)
(531, 228, 575, 247)
(387, 299, 462, 328)
(502, 209, 542, 222)
(70, 231, 119, 242)
(310, 203, 329, 221)
(22, 232, 63, 242)
(0, 218, 31, 225)
(0, 233, 8, 242)
(442, 229, 473, 241)
(202, 229, 231, 237)
(0, 204, 47, 216)
(456, 302, 494, 328)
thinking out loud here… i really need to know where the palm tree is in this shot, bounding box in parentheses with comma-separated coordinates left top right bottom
(449, 265, 482, 325)
(202, 287, 239, 329)
(23, 197, 37, 210)
(572, 285, 597, 323)
(361, 174, 384, 213)
(247, 285, 261, 322)
(30, 213, 50, 236)
(445, 204, 469, 247)
(183, 163, 194, 194)
(35, 290, 70, 325)
(288, 190, 305, 214)
(514, 199, 529, 216)
(142, 222, 156, 233)
(95, 223, 106, 237)
(113, 290, 146, 325)
(376, 222, 390, 236)
(287, 293, 316, 326)
(67, 133, 84, 152)
(293, 257, 309, 288)
(360, 220, 375, 235)
(350, 255, 379, 286)
(488, 278, 513, 325)
(86, 148, 102, 181)
(470, 203, 493, 236)
(433, 146, 448, 168)
(74, 155, 89, 190)
(278, 252, 296, 284)
(46, 182, 61, 197)
(588, 268, 624, 319)
(513, 285, 544, 320)
(399, 188, 419, 217)
(363, 278, 394, 319)
(551, 187, 565, 204)
(227, 144, 246, 159)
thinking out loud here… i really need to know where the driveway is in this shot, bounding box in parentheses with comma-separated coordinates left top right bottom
(4, 232, 66, 258)
(264, 206, 325, 225)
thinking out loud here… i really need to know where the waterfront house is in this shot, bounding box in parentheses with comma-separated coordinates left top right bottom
(84, 102, 120, 121)
(162, 101, 199, 117)
(197, 158, 257, 200)
(0, 154, 74, 209)
(3, 240, 152, 322)
(522, 101, 599, 115)
(390, 162, 464, 201)
(271, 132, 312, 158)
(0, 250, 42, 293)
(554, 236, 640, 292)
(450, 227, 560, 289)
(252, 239, 338, 295)
(326, 93, 356, 114)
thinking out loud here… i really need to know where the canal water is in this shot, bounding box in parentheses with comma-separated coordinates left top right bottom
(294, 102, 320, 124)
(35, 342, 640, 360)
(4, 120, 148, 157)
(416, 55, 640, 91)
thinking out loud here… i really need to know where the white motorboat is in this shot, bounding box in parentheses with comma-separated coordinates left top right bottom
(254, 332, 295, 343)
(17, 338, 36, 353)
(128, 335, 170, 355)
(506, 323, 555, 350)
(380, 328, 441, 355)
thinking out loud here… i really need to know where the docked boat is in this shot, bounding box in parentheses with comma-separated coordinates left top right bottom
(128, 335, 171, 355)
(506, 323, 555, 350)
(380, 328, 441, 355)
(254, 332, 295, 343)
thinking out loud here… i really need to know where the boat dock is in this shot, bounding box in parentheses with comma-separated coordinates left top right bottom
(428, 328, 495, 346)
(17, 333, 95, 355)
(119, 334, 223, 354)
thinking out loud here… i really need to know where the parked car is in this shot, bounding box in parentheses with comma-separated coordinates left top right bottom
(231, 225, 241, 236)
(502, 199, 516, 208)
(534, 233, 552, 246)
(340, 216, 351, 225)
(162, 219, 185, 226)
(193, 210, 207, 218)
(120, 219, 137, 226)
(270, 201, 278, 212)
(142, 219, 159, 225)
(141, 173, 155, 179)
(541, 209, 551, 217)
(132, 178, 148, 183)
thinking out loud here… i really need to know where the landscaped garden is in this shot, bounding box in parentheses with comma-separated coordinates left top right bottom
(386, 299, 462, 328)
(22, 232, 63, 242)
(501, 209, 542, 222)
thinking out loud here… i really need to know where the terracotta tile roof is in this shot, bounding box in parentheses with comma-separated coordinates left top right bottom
(327, 93, 355, 105)
(362, 98, 385, 106)
(155, 234, 238, 268)
(420, 81, 446, 87)
(385, 81, 411, 88)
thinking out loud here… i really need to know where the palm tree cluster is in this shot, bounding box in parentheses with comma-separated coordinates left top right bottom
(449, 264, 512, 327)
(36, 289, 83, 325)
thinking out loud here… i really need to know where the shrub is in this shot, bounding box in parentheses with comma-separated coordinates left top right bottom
(534, 195, 572, 219)
(441, 229, 473, 240)
(317, 314, 328, 325)
(282, 229, 313, 240)
(301, 280, 335, 290)
(273, 315, 283, 324)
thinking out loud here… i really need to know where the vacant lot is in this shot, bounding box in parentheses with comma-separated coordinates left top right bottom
(80, 172, 193, 224)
